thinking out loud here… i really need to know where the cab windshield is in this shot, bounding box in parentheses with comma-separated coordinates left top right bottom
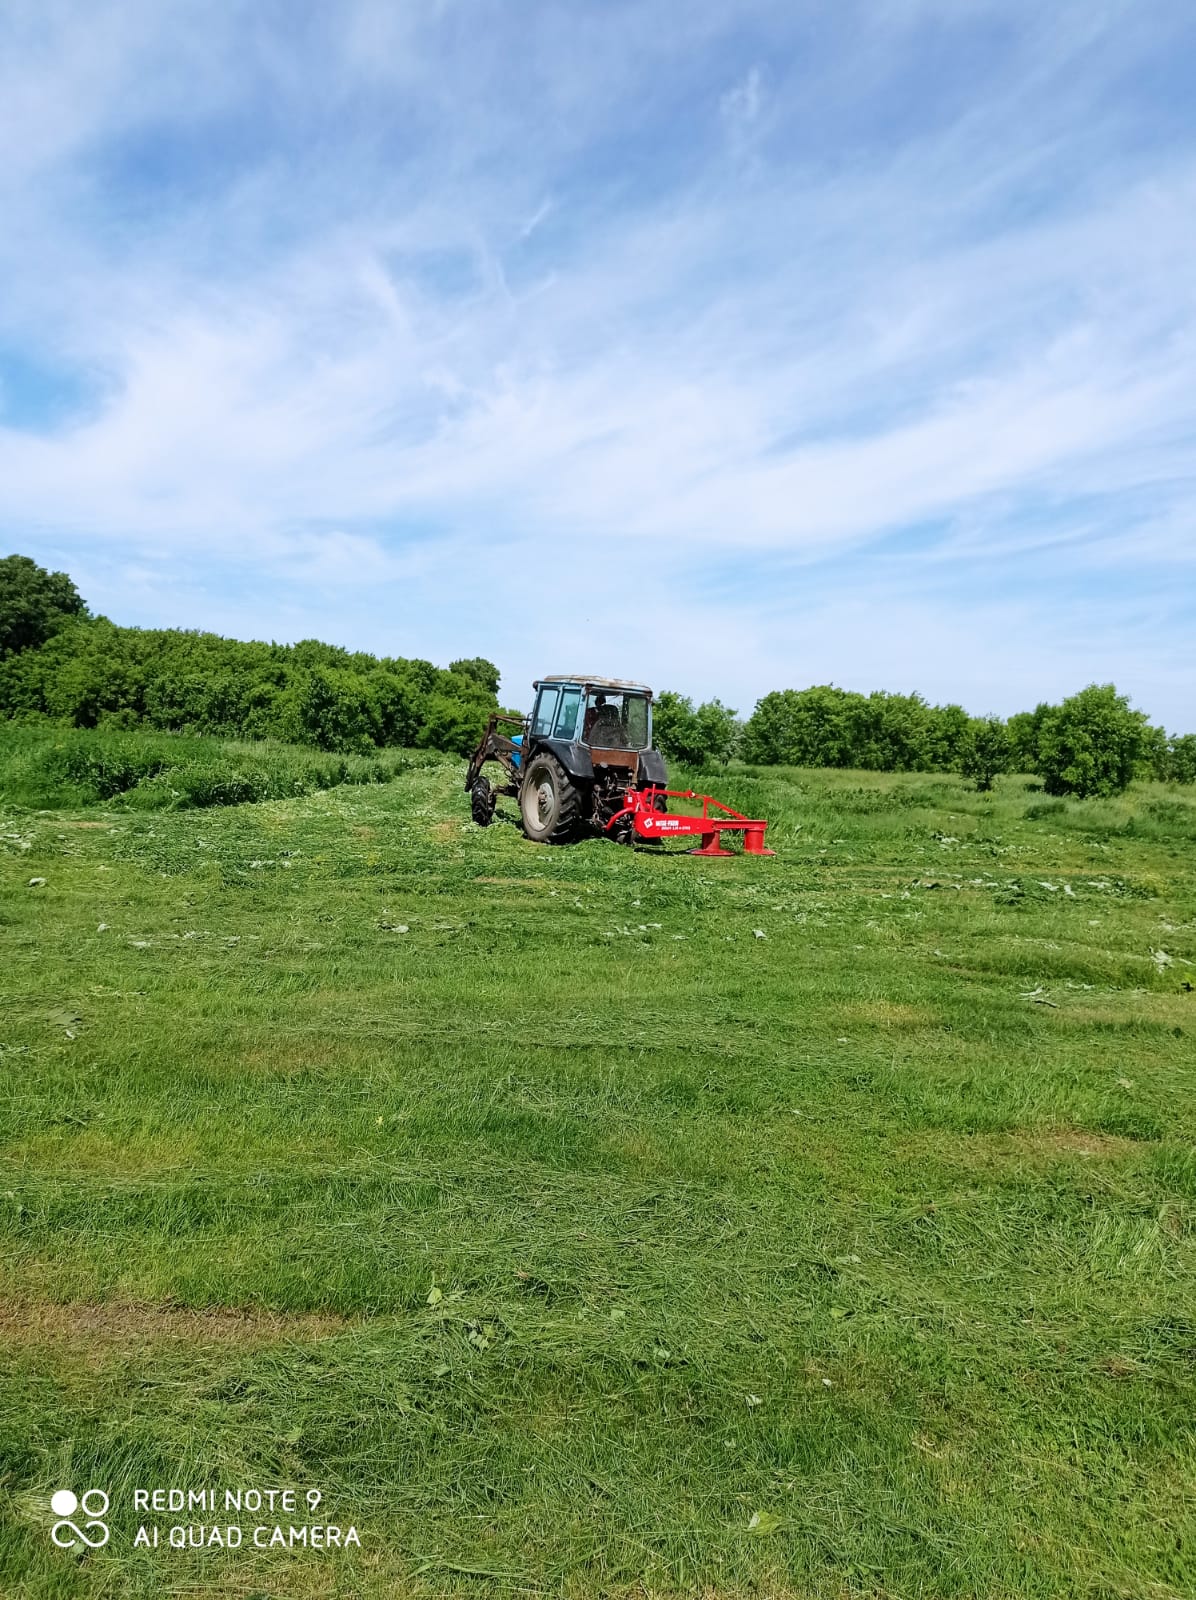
(582, 690, 649, 750)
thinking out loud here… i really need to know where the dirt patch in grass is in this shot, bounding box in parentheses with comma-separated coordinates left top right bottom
(9, 1127, 203, 1175)
(1013, 1128, 1145, 1158)
(901, 1128, 1146, 1171)
(978, 1126, 1138, 1164)
(605, 1130, 668, 1166)
(1059, 999, 1189, 1030)
(1095, 1354, 1145, 1379)
(843, 1000, 939, 1027)
(0, 1298, 355, 1349)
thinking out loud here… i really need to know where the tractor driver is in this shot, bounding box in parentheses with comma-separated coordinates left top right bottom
(583, 693, 606, 740)
(584, 692, 623, 745)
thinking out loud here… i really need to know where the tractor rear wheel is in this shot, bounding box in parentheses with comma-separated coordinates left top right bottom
(520, 753, 581, 844)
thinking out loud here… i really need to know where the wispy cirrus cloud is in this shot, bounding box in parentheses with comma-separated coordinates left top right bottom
(0, 0, 1193, 725)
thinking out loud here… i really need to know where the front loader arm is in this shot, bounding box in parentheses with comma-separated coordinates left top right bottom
(465, 713, 527, 791)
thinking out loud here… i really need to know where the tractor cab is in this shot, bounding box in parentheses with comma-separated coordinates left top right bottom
(527, 676, 663, 809)
(530, 678, 651, 754)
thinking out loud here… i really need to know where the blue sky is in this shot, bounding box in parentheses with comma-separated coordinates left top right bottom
(1, 0, 1193, 728)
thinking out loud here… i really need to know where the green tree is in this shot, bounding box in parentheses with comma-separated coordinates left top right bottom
(417, 693, 491, 756)
(960, 715, 1011, 791)
(848, 691, 935, 772)
(1037, 684, 1152, 798)
(1140, 722, 1171, 782)
(655, 694, 739, 768)
(927, 704, 972, 771)
(0, 558, 502, 756)
(652, 692, 708, 766)
(694, 698, 739, 767)
(284, 667, 379, 753)
(741, 686, 856, 766)
(449, 657, 501, 697)
(1007, 703, 1051, 772)
(0, 553, 87, 657)
(1167, 733, 1196, 785)
(652, 693, 738, 768)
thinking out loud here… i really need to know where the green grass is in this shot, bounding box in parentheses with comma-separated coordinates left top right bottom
(0, 725, 429, 810)
(1, 752, 1195, 1597)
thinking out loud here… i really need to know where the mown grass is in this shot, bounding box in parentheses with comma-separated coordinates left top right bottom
(1, 751, 1194, 1598)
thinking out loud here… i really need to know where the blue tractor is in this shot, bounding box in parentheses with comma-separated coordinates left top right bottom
(465, 675, 668, 845)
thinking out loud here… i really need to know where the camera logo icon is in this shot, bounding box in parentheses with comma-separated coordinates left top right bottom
(50, 1489, 110, 1549)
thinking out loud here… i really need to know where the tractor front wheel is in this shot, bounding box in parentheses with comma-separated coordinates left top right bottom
(520, 753, 581, 844)
(471, 777, 497, 826)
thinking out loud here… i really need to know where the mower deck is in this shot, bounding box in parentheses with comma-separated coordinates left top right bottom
(608, 786, 774, 856)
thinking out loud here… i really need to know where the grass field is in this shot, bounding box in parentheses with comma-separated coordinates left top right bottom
(2, 735, 1195, 1598)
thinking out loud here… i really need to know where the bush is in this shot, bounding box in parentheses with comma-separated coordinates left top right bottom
(741, 685, 964, 773)
(927, 704, 972, 770)
(653, 693, 738, 768)
(1037, 684, 1151, 798)
(0, 725, 418, 810)
(1167, 733, 1196, 785)
(1006, 704, 1051, 772)
(740, 686, 854, 767)
(416, 693, 493, 757)
(960, 715, 1012, 791)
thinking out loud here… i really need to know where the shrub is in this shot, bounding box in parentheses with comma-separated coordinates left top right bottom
(1167, 733, 1196, 785)
(740, 686, 855, 767)
(0, 725, 417, 810)
(741, 685, 963, 773)
(654, 692, 738, 768)
(416, 693, 492, 757)
(1006, 704, 1051, 772)
(960, 715, 1012, 791)
(1037, 684, 1151, 798)
(845, 691, 936, 772)
(927, 704, 972, 770)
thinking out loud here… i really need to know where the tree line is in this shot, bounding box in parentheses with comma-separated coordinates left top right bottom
(652, 682, 1195, 797)
(0, 554, 500, 756)
(2, 553, 1192, 796)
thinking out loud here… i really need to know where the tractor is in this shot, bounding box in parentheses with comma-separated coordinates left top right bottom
(465, 675, 773, 855)
(466, 675, 665, 845)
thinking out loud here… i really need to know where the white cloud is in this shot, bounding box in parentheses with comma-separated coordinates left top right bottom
(1, 0, 1194, 729)
(719, 66, 763, 134)
(519, 198, 554, 240)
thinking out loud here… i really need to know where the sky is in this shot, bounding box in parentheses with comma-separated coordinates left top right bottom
(1, 0, 1194, 728)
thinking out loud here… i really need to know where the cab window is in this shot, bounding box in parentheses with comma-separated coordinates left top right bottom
(531, 686, 560, 737)
(623, 695, 649, 750)
(582, 691, 650, 750)
(554, 686, 582, 740)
